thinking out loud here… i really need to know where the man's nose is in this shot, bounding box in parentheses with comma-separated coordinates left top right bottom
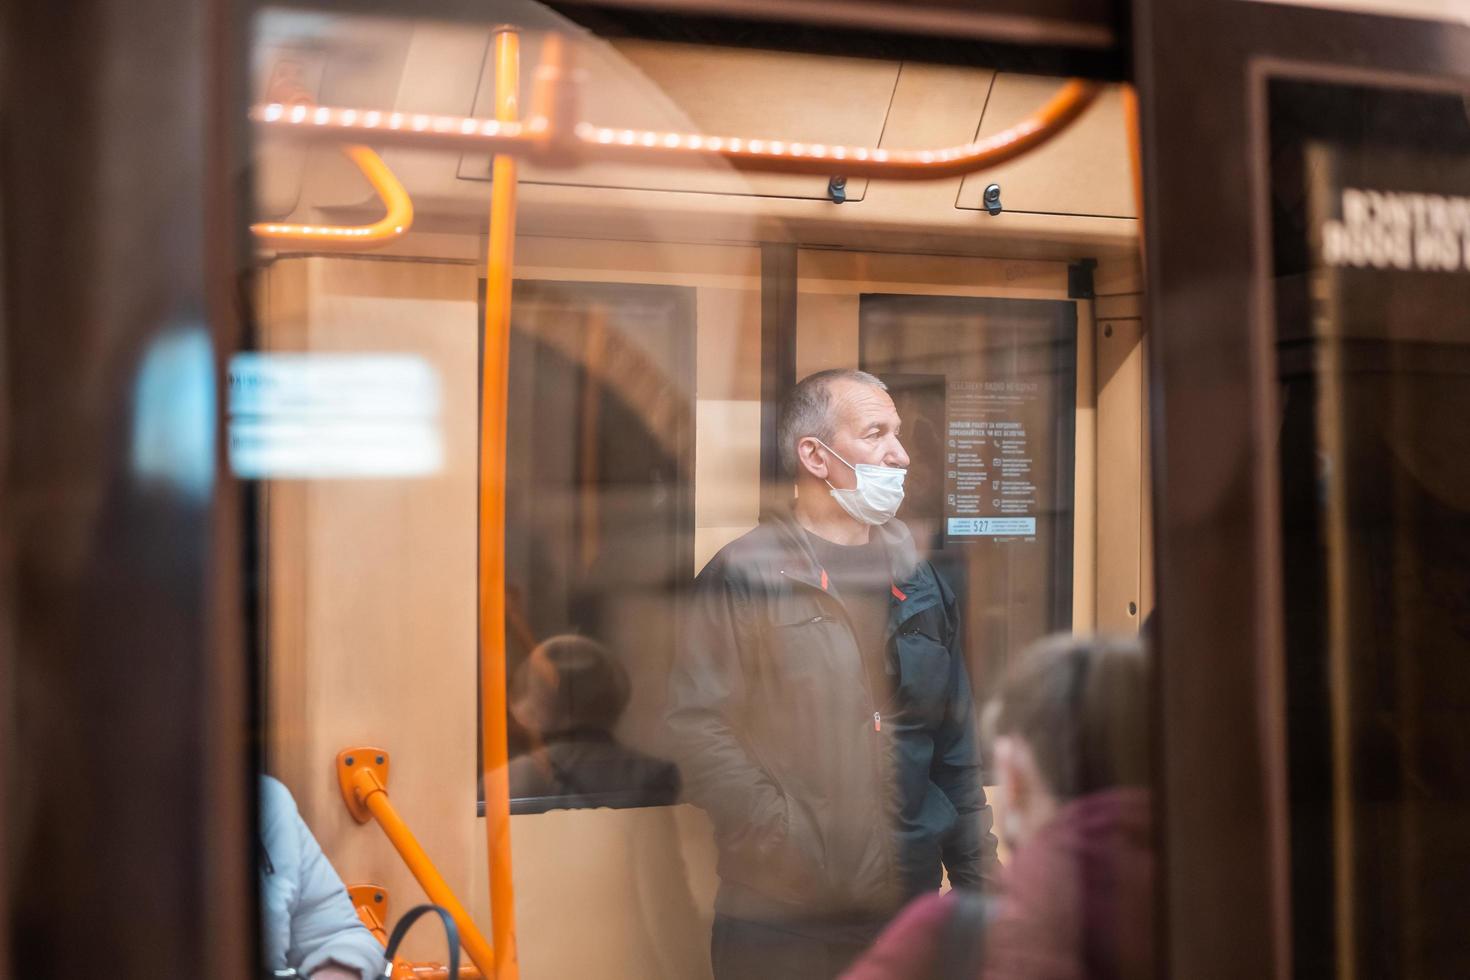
(886, 437, 911, 469)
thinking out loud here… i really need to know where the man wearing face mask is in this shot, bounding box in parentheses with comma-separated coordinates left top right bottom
(668, 369, 999, 980)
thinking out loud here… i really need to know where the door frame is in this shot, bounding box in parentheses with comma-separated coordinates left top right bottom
(1131, 1, 1470, 976)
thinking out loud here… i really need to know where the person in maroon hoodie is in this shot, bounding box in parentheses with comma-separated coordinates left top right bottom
(842, 633, 1153, 980)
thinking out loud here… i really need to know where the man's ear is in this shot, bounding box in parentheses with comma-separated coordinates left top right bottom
(795, 437, 829, 481)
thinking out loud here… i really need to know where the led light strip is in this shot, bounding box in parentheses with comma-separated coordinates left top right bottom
(249, 78, 1102, 182)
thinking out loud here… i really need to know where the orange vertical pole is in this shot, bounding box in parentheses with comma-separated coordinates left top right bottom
(480, 24, 520, 980)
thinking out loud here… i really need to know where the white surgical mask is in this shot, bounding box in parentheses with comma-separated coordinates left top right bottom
(815, 439, 906, 526)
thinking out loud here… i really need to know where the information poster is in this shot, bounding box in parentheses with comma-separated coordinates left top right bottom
(859, 293, 1077, 676)
(945, 380, 1042, 539)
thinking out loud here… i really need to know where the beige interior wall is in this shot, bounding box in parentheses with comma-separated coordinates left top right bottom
(1093, 254, 1150, 632)
(470, 804, 720, 980)
(261, 235, 755, 971)
(1074, 297, 1099, 632)
(260, 253, 483, 964)
(1140, 327, 1155, 623)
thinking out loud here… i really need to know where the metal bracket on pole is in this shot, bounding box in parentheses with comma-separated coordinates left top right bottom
(337, 746, 390, 824)
(347, 883, 390, 944)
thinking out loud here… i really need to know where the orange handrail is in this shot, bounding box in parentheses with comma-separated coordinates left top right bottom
(251, 142, 413, 247)
(393, 958, 485, 979)
(399, 965, 485, 980)
(336, 750, 497, 977)
(480, 25, 522, 980)
(250, 38, 1101, 182)
(350, 884, 484, 979)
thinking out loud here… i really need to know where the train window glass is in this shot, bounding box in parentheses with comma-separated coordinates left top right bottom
(490, 277, 696, 813)
(247, 5, 1150, 977)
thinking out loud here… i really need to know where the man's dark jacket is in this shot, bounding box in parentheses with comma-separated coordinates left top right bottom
(668, 507, 999, 923)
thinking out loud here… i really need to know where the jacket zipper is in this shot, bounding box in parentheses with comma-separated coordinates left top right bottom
(781, 566, 934, 902)
(780, 570, 885, 729)
(781, 569, 929, 730)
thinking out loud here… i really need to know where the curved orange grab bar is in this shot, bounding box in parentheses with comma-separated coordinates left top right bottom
(251, 143, 413, 247)
(577, 77, 1101, 179)
(336, 749, 497, 978)
(250, 78, 1103, 182)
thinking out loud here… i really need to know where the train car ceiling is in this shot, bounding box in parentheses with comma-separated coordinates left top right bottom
(253, 10, 1137, 260)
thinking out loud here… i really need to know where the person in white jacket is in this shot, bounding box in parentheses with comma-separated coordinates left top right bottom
(260, 776, 387, 979)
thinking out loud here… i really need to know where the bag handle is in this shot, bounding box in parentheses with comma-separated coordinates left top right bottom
(380, 903, 461, 980)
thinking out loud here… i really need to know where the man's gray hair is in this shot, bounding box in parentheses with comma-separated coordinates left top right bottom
(776, 369, 888, 476)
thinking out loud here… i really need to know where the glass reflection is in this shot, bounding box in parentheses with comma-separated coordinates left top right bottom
(507, 635, 681, 809)
(246, 5, 1148, 979)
